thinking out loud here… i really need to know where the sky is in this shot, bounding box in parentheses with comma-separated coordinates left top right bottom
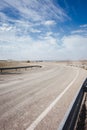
(0, 0, 87, 61)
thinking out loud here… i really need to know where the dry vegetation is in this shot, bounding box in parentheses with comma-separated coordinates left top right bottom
(0, 60, 87, 70)
(66, 60, 87, 70)
(0, 60, 31, 68)
(0, 60, 41, 73)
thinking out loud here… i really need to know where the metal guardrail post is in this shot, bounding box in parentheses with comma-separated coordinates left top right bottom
(1, 69, 2, 73)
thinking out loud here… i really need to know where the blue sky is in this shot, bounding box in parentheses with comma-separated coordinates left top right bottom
(0, 0, 87, 60)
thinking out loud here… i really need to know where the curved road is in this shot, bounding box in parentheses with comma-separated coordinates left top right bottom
(0, 62, 87, 130)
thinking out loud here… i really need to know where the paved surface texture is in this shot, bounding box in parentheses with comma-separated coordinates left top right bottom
(0, 62, 87, 130)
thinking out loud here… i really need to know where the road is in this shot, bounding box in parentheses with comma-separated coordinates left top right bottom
(0, 62, 87, 130)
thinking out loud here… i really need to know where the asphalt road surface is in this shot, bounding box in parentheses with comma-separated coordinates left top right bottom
(0, 62, 87, 130)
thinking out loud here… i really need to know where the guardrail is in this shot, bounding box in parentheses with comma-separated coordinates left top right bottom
(0, 65, 42, 73)
(58, 78, 87, 130)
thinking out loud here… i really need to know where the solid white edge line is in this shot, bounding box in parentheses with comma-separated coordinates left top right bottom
(58, 76, 85, 130)
(26, 70, 79, 130)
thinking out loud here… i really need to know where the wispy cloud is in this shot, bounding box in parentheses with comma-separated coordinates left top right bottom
(1, 24, 87, 61)
(0, 0, 69, 39)
(43, 20, 56, 26)
(71, 29, 87, 34)
(0, 0, 70, 38)
(71, 24, 87, 36)
(0, 0, 69, 22)
(80, 24, 87, 28)
(1, 0, 87, 60)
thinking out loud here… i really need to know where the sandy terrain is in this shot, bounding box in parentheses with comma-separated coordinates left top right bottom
(0, 60, 31, 68)
(0, 62, 87, 130)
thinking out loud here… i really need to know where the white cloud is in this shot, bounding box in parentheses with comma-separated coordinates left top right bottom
(0, 21, 87, 60)
(80, 24, 87, 28)
(0, 24, 13, 31)
(43, 20, 56, 26)
(71, 29, 87, 34)
(61, 35, 87, 60)
(45, 32, 53, 36)
(0, 28, 60, 60)
(0, 32, 87, 60)
(0, 0, 87, 61)
(71, 25, 87, 36)
(1, 0, 69, 22)
(29, 28, 41, 33)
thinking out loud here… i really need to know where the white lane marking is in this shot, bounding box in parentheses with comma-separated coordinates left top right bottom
(26, 70, 79, 130)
